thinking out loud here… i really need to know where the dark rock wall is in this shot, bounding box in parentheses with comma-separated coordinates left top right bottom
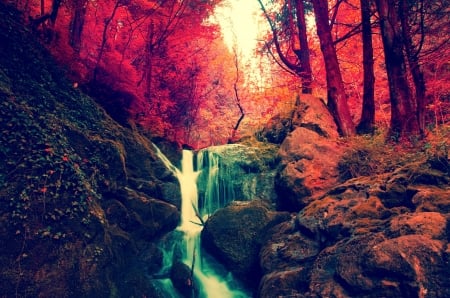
(0, 5, 181, 297)
(259, 160, 450, 298)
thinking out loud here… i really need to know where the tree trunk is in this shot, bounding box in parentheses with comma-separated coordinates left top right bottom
(311, 0, 355, 137)
(375, 0, 419, 140)
(93, 0, 120, 81)
(399, 0, 426, 136)
(258, 0, 313, 94)
(294, 0, 313, 94)
(357, 0, 375, 134)
(31, 0, 62, 28)
(69, 0, 86, 52)
(144, 22, 155, 101)
(41, 0, 45, 18)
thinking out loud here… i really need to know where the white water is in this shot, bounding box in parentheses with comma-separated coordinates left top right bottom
(153, 145, 250, 298)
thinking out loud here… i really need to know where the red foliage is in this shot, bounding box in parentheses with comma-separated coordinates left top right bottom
(9, 0, 450, 147)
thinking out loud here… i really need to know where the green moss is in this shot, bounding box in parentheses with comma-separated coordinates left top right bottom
(337, 127, 449, 181)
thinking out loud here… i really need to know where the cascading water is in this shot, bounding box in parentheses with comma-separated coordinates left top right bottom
(196, 149, 236, 217)
(153, 145, 250, 298)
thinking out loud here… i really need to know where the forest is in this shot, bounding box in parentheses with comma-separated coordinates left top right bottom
(1, 1, 450, 297)
(9, 0, 450, 148)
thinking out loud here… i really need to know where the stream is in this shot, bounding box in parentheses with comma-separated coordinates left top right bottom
(152, 145, 251, 297)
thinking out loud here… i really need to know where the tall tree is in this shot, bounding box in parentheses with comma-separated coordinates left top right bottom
(311, 0, 356, 136)
(68, 0, 87, 52)
(258, 0, 313, 94)
(399, 0, 426, 135)
(375, 0, 420, 140)
(30, 0, 62, 28)
(293, 0, 313, 94)
(92, 0, 122, 81)
(356, 0, 375, 134)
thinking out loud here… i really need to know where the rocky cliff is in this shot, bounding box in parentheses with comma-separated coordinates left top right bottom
(0, 5, 181, 296)
(203, 97, 450, 297)
(259, 158, 450, 297)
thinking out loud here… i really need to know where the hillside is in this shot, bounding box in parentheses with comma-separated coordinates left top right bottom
(0, 4, 182, 296)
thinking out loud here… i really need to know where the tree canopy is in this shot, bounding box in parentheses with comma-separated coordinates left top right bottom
(10, 0, 450, 147)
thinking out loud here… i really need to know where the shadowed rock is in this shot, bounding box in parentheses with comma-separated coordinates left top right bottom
(201, 199, 290, 287)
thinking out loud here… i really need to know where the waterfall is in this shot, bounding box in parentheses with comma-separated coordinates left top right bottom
(197, 148, 237, 216)
(153, 145, 250, 298)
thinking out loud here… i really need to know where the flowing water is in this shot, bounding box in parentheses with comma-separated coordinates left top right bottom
(153, 145, 250, 298)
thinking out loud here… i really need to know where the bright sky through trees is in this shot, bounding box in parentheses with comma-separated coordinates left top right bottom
(212, 0, 262, 59)
(210, 0, 271, 90)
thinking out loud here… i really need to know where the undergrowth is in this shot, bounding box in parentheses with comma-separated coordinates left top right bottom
(338, 125, 450, 181)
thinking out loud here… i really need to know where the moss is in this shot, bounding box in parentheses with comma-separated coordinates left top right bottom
(0, 4, 177, 296)
(338, 127, 450, 181)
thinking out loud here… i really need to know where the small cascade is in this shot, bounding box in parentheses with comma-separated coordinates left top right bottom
(197, 149, 236, 216)
(153, 144, 250, 298)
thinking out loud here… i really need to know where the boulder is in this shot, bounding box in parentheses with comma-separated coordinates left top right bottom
(201, 199, 290, 286)
(123, 188, 180, 239)
(258, 162, 450, 298)
(258, 114, 293, 144)
(411, 185, 450, 213)
(363, 235, 450, 298)
(389, 212, 447, 239)
(170, 260, 197, 298)
(291, 95, 340, 139)
(258, 94, 339, 144)
(276, 126, 346, 211)
(258, 267, 310, 298)
(308, 234, 385, 298)
(275, 96, 345, 212)
(259, 220, 320, 274)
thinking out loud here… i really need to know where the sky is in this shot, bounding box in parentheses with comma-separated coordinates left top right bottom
(211, 0, 264, 62)
(210, 0, 271, 89)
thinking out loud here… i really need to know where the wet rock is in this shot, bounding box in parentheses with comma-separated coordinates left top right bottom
(170, 261, 196, 298)
(201, 199, 290, 286)
(117, 266, 163, 298)
(147, 280, 177, 298)
(197, 143, 279, 204)
(160, 181, 182, 209)
(139, 243, 164, 275)
(124, 189, 180, 239)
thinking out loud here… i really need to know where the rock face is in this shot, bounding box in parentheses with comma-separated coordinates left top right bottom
(197, 143, 279, 206)
(258, 113, 293, 144)
(259, 159, 450, 298)
(170, 260, 197, 297)
(0, 7, 181, 297)
(201, 199, 290, 287)
(276, 95, 346, 212)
